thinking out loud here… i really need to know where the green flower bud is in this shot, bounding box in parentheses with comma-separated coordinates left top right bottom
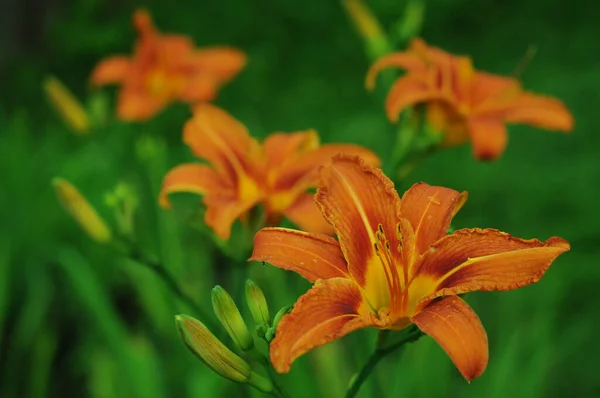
(245, 280, 270, 326)
(211, 286, 254, 351)
(175, 315, 251, 382)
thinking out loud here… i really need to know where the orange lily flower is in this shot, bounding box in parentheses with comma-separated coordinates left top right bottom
(159, 106, 380, 240)
(90, 9, 246, 121)
(250, 155, 569, 380)
(366, 38, 574, 160)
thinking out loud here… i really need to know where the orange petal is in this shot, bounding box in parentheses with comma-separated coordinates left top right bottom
(249, 227, 348, 282)
(467, 118, 508, 160)
(501, 91, 574, 132)
(179, 75, 219, 102)
(192, 47, 247, 82)
(365, 51, 425, 90)
(282, 193, 334, 235)
(183, 104, 262, 183)
(273, 143, 380, 192)
(399, 183, 467, 273)
(90, 56, 131, 86)
(471, 72, 520, 107)
(270, 278, 368, 373)
(263, 130, 320, 171)
(159, 163, 227, 208)
(204, 194, 260, 240)
(133, 8, 157, 38)
(116, 89, 166, 121)
(416, 229, 570, 301)
(411, 295, 488, 381)
(158, 35, 196, 68)
(385, 73, 443, 122)
(316, 155, 402, 310)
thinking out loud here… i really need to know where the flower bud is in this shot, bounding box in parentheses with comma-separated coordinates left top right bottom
(211, 286, 254, 351)
(245, 280, 270, 327)
(175, 315, 252, 382)
(43, 75, 90, 134)
(342, 0, 390, 58)
(52, 178, 112, 243)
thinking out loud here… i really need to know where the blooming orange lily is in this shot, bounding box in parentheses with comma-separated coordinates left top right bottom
(90, 9, 246, 121)
(250, 154, 569, 380)
(159, 106, 380, 240)
(366, 38, 574, 160)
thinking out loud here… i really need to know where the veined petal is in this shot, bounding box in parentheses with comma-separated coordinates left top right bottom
(273, 143, 380, 192)
(400, 183, 467, 255)
(416, 229, 570, 302)
(250, 227, 348, 282)
(117, 89, 166, 121)
(316, 155, 402, 311)
(183, 104, 261, 183)
(159, 163, 227, 208)
(501, 92, 574, 132)
(264, 130, 320, 172)
(411, 295, 488, 381)
(282, 193, 334, 235)
(192, 47, 247, 81)
(90, 56, 132, 86)
(467, 118, 508, 160)
(366, 51, 425, 90)
(270, 278, 369, 373)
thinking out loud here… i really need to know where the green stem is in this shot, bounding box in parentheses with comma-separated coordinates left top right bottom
(345, 326, 424, 398)
(250, 349, 290, 398)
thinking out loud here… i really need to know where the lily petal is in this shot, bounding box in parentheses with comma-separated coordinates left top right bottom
(183, 104, 261, 182)
(385, 73, 441, 122)
(263, 130, 320, 172)
(316, 155, 401, 310)
(117, 89, 166, 121)
(282, 193, 334, 235)
(90, 56, 131, 86)
(204, 194, 261, 240)
(159, 163, 227, 208)
(467, 118, 508, 160)
(180, 75, 219, 102)
(416, 229, 570, 302)
(192, 47, 247, 82)
(400, 183, 467, 256)
(411, 295, 488, 381)
(366, 51, 425, 90)
(270, 278, 368, 373)
(250, 227, 348, 282)
(502, 92, 574, 131)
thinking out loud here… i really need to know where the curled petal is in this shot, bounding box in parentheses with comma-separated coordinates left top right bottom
(416, 229, 570, 302)
(502, 92, 574, 132)
(282, 193, 334, 235)
(366, 51, 425, 90)
(411, 296, 488, 381)
(90, 56, 131, 86)
(467, 118, 508, 161)
(316, 155, 402, 310)
(159, 164, 227, 208)
(250, 227, 348, 282)
(270, 278, 368, 373)
(385, 74, 440, 122)
(192, 47, 247, 81)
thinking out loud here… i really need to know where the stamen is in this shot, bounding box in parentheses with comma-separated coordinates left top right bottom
(373, 224, 402, 314)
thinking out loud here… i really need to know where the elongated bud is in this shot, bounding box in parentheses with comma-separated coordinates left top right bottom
(342, 0, 390, 58)
(43, 76, 90, 134)
(175, 315, 252, 382)
(396, 0, 425, 42)
(245, 280, 270, 327)
(211, 286, 254, 351)
(52, 178, 112, 243)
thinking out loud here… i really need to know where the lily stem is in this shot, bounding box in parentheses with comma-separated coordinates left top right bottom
(345, 326, 424, 398)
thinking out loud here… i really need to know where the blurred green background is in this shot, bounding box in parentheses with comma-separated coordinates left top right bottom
(1, 0, 599, 397)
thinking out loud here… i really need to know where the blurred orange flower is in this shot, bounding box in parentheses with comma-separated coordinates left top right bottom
(159, 106, 380, 240)
(250, 155, 569, 379)
(90, 9, 246, 121)
(367, 38, 574, 159)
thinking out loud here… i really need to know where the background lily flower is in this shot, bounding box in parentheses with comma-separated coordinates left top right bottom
(366, 38, 574, 159)
(159, 105, 380, 240)
(90, 9, 246, 121)
(250, 155, 569, 379)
